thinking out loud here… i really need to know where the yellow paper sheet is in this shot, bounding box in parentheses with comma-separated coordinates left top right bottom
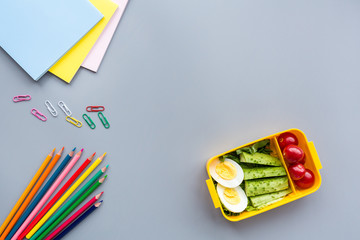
(49, 0, 118, 83)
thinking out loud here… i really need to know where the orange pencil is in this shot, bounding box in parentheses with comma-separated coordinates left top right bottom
(0, 148, 63, 240)
(0, 149, 55, 237)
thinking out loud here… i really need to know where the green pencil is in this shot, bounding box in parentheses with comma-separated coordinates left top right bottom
(29, 166, 108, 240)
(36, 176, 107, 240)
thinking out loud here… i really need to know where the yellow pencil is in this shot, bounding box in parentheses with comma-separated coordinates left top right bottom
(0, 149, 55, 237)
(26, 152, 106, 239)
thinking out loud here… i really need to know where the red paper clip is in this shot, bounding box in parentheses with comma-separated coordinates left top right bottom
(13, 95, 31, 102)
(86, 106, 105, 112)
(31, 109, 47, 122)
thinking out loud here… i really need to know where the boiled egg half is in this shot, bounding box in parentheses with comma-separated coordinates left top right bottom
(217, 184, 248, 213)
(209, 158, 244, 188)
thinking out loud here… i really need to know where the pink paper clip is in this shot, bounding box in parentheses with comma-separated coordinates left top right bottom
(31, 109, 47, 122)
(13, 95, 31, 103)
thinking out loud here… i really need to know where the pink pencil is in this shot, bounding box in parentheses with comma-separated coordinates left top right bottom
(44, 192, 103, 240)
(11, 149, 84, 240)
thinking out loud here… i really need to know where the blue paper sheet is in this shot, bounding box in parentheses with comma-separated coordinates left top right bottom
(0, 0, 103, 80)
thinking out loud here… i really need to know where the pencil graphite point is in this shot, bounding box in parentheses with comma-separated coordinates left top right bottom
(106, 164, 109, 168)
(80, 148, 84, 152)
(72, 147, 76, 151)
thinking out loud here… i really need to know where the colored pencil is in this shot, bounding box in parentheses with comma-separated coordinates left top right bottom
(18, 154, 95, 240)
(30, 169, 108, 240)
(0, 149, 55, 237)
(0, 148, 60, 240)
(44, 193, 103, 240)
(37, 179, 106, 240)
(26, 153, 107, 239)
(11, 148, 81, 240)
(6, 147, 70, 240)
(52, 201, 102, 240)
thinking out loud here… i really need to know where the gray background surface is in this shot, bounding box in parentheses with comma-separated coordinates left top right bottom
(0, 0, 359, 239)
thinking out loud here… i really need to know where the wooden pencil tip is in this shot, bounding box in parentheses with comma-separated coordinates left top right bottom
(58, 147, 64, 155)
(95, 201, 103, 207)
(99, 176, 107, 183)
(95, 192, 104, 199)
(101, 165, 109, 173)
(99, 152, 107, 161)
(50, 148, 56, 156)
(89, 152, 96, 161)
(76, 149, 84, 156)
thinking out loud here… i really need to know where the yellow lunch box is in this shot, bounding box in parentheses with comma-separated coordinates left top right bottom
(206, 128, 323, 222)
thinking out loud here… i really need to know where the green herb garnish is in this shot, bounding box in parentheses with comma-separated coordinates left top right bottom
(236, 139, 271, 155)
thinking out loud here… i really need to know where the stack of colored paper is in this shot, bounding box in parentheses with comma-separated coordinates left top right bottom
(0, 0, 128, 83)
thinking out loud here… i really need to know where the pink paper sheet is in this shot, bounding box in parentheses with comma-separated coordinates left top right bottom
(81, 0, 128, 72)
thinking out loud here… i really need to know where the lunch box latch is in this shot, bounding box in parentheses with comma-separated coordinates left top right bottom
(308, 141, 322, 170)
(206, 179, 221, 209)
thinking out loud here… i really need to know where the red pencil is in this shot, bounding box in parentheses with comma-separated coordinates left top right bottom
(18, 153, 95, 240)
(44, 192, 103, 240)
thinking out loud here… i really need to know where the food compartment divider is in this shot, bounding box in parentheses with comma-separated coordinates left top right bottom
(271, 136, 297, 195)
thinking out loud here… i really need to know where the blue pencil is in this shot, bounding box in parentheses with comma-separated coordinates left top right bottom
(53, 201, 102, 240)
(5, 147, 76, 240)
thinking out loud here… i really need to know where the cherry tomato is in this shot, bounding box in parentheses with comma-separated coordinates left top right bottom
(288, 163, 306, 180)
(278, 132, 298, 150)
(298, 156, 306, 165)
(283, 145, 304, 164)
(294, 169, 315, 189)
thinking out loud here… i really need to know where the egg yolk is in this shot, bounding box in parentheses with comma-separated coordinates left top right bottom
(215, 161, 237, 180)
(223, 188, 241, 205)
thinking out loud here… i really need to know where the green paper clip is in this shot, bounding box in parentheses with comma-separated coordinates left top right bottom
(98, 112, 110, 129)
(82, 114, 96, 129)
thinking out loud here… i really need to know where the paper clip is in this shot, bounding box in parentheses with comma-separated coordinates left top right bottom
(82, 114, 96, 129)
(58, 101, 72, 116)
(86, 106, 105, 112)
(66, 116, 82, 128)
(98, 112, 110, 129)
(45, 100, 58, 117)
(31, 109, 47, 122)
(13, 95, 31, 103)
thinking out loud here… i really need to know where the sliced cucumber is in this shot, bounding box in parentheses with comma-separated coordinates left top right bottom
(243, 166, 287, 180)
(240, 152, 282, 166)
(249, 188, 292, 208)
(245, 176, 289, 197)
